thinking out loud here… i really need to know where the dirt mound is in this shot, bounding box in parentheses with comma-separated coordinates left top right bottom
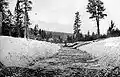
(78, 37, 120, 68)
(0, 36, 60, 67)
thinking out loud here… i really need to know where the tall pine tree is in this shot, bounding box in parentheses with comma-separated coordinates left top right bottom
(14, 0, 24, 37)
(23, 0, 32, 38)
(87, 0, 107, 36)
(14, 0, 32, 38)
(73, 11, 81, 41)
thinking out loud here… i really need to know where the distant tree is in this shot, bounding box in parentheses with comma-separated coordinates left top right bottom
(29, 28, 34, 34)
(38, 29, 41, 35)
(99, 34, 107, 39)
(77, 33, 84, 41)
(84, 34, 88, 41)
(46, 32, 52, 41)
(58, 36, 63, 43)
(87, 30, 90, 37)
(67, 35, 73, 43)
(107, 20, 115, 34)
(107, 20, 118, 37)
(41, 30, 46, 39)
(43, 31, 47, 39)
(48, 32, 52, 38)
(114, 28, 120, 36)
(84, 31, 91, 41)
(92, 32, 95, 36)
(91, 32, 97, 40)
(73, 11, 82, 41)
(108, 28, 120, 37)
(28, 28, 34, 39)
(87, 0, 107, 36)
(34, 24, 39, 39)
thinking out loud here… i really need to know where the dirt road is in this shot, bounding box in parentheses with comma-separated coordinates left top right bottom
(1, 47, 119, 77)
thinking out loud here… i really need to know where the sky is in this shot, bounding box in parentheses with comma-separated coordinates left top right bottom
(9, 0, 120, 34)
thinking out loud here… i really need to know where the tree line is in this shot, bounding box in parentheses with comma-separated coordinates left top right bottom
(0, 0, 120, 43)
(0, 0, 32, 38)
(0, 0, 67, 43)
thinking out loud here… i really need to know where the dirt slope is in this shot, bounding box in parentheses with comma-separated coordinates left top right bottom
(0, 36, 60, 67)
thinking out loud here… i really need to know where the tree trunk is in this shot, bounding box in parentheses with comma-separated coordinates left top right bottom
(16, 16, 20, 37)
(24, 23, 27, 38)
(16, 20, 20, 37)
(0, 12, 2, 35)
(24, 17, 29, 39)
(9, 24, 11, 36)
(96, 17, 100, 37)
(16, 0, 20, 37)
(24, 0, 27, 39)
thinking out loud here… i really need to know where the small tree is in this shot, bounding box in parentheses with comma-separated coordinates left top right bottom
(34, 24, 39, 39)
(107, 20, 115, 33)
(73, 11, 81, 41)
(92, 32, 95, 36)
(87, 30, 90, 37)
(87, 0, 107, 36)
(107, 20, 120, 37)
(41, 30, 46, 39)
(91, 32, 97, 40)
(67, 35, 73, 43)
(58, 36, 63, 43)
(46, 32, 52, 41)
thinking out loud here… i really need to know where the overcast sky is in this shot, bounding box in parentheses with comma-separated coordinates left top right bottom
(9, 0, 120, 34)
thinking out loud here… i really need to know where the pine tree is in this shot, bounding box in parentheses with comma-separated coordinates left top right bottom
(2, 10, 13, 36)
(46, 32, 52, 41)
(87, 0, 107, 36)
(107, 20, 115, 33)
(14, 0, 32, 38)
(58, 36, 62, 43)
(87, 30, 90, 37)
(67, 35, 73, 43)
(34, 24, 39, 39)
(73, 11, 81, 41)
(23, 0, 32, 38)
(38, 29, 42, 35)
(15, 0, 32, 38)
(107, 20, 117, 37)
(41, 30, 46, 39)
(0, 0, 8, 19)
(0, 0, 8, 35)
(43, 30, 46, 39)
(14, 0, 24, 37)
